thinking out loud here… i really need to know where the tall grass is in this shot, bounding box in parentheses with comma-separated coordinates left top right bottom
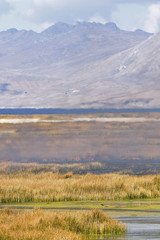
(0, 172, 159, 203)
(0, 208, 126, 239)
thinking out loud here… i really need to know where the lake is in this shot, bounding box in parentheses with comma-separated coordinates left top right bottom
(0, 108, 160, 115)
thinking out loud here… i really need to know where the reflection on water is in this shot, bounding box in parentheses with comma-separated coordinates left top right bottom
(93, 216, 160, 240)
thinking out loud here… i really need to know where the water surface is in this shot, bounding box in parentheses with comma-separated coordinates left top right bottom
(94, 214, 160, 240)
(1, 108, 160, 115)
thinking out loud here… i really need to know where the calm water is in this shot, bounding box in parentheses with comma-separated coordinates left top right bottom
(94, 215, 160, 240)
(0, 108, 160, 114)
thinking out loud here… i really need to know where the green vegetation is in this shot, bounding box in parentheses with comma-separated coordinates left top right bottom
(2, 199, 160, 213)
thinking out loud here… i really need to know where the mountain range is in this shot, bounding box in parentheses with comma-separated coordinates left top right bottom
(0, 21, 159, 109)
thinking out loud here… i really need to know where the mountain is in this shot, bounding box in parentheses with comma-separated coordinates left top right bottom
(77, 33, 160, 108)
(41, 22, 72, 36)
(0, 22, 153, 108)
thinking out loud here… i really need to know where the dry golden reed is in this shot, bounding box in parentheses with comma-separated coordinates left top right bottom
(0, 208, 126, 239)
(0, 172, 159, 203)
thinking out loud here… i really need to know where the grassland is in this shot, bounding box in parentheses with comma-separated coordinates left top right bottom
(0, 172, 160, 203)
(1, 113, 160, 239)
(0, 208, 126, 239)
(0, 171, 160, 239)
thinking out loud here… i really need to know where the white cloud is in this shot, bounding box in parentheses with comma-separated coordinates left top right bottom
(145, 4, 160, 33)
(33, 0, 63, 8)
(0, 0, 12, 15)
(89, 15, 107, 24)
(40, 21, 54, 31)
(0, 0, 160, 32)
(28, 0, 113, 26)
(33, 0, 85, 9)
(26, 8, 34, 18)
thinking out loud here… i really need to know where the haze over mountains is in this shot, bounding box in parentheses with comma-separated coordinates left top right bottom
(0, 21, 159, 109)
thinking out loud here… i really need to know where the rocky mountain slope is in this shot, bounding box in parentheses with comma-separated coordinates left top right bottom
(78, 33, 160, 108)
(0, 22, 155, 108)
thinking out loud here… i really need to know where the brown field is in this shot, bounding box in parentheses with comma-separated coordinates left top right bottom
(0, 113, 160, 174)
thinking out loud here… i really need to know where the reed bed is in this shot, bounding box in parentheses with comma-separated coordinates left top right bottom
(0, 208, 125, 239)
(0, 172, 159, 202)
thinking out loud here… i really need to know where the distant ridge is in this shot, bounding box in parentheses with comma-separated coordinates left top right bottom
(41, 22, 72, 36)
(105, 22, 119, 30)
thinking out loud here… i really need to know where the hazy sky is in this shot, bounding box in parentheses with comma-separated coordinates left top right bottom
(0, 0, 160, 33)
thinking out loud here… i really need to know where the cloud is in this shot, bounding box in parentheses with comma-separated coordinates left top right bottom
(33, 0, 65, 8)
(40, 21, 54, 31)
(28, 0, 160, 25)
(1, 0, 160, 32)
(0, 0, 12, 15)
(145, 4, 160, 33)
(89, 15, 107, 24)
(25, 0, 115, 25)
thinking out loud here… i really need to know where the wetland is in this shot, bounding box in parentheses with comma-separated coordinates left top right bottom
(1, 112, 160, 239)
(1, 112, 160, 174)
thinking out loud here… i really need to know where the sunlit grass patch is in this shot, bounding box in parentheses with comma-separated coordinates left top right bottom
(0, 173, 159, 203)
(0, 208, 126, 239)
